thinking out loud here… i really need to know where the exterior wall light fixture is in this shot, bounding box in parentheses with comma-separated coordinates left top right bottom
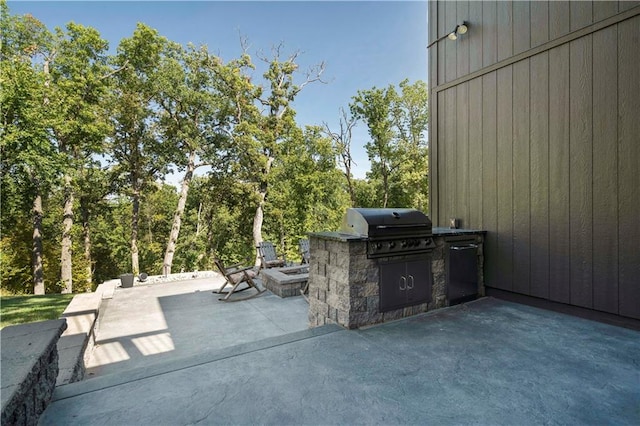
(427, 22, 469, 48)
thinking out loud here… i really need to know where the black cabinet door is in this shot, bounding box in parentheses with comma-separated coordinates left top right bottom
(405, 257, 432, 305)
(379, 256, 432, 312)
(379, 258, 407, 312)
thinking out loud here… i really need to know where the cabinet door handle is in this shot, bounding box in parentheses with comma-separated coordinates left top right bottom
(399, 276, 407, 291)
(450, 244, 478, 251)
(407, 275, 414, 289)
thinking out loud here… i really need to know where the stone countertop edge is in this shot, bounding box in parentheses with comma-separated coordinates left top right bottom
(308, 231, 367, 242)
(432, 227, 486, 236)
(309, 229, 485, 240)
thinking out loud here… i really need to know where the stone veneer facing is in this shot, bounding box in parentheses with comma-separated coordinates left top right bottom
(308, 231, 484, 329)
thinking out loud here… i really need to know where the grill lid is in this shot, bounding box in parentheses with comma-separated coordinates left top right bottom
(340, 208, 432, 239)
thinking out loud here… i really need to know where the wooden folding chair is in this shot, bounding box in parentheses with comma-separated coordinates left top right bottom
(299, 238, 310, 264)
(213, 257, 265, 302)
(257, 241, 287, 270)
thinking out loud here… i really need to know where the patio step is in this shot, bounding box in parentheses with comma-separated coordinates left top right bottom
(51, 324, 343, 402)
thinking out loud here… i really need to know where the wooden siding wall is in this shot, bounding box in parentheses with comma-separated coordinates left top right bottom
(429, 1, 640, 319)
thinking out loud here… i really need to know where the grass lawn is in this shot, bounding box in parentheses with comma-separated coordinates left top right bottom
(0, 294, 74, 329)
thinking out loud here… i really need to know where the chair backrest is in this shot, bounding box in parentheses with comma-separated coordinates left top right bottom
(258, 241, 279, 261)
(213, 257, 227, 275)
(299, 239, 310, 264)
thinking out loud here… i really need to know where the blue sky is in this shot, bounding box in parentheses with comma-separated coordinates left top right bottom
(7, 1, 429, 179)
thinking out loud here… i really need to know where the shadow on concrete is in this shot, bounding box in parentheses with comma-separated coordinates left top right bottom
(84, 278, 309, 378)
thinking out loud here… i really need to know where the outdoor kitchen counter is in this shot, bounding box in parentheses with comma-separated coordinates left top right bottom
(308, 229, 486, 329)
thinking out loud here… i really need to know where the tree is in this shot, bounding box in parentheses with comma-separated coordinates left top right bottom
(46, 22, 112, 293)
(267, 125, 349, 259)
(1, 3, 59, 293)
(154, 43, 229, 275)
(323, 107, 358, 207)
(389, 79, 429, 210)
(350, 85, 399, 208)
(215, 43, 325, 265)
(109, 23, 172, 275)
(350, 79, 429, 209)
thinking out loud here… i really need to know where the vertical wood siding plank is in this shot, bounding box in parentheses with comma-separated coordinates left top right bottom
(497, 1, 514, 62)
(445, 0, 458, 83)
(483, 1, 498, 68)
(514, 1, 531, 55)
(549, 1, 570, 40)
(468, 78, 483, 229)
(531, 1, 550, 48)
(469, 1, 483, 73)
(497, 66, 514, 291)
(437, 91, 446, 225)
(618, 16, 640, 319)
(483, 72, 498, 287)
(529, 52, 550, 299)
(457, 1, 470, 77)
(592, 25, 619, 315)
(513, 59, 531, 295)
(429, 1, 438, 224)
(593, 1, 619, 22)
(571, 1, 594, 31)
(548, 44, 571, 304)
(569, 35, 594, 309)
(438, 0, 446, 86)
(429, 1, 438, 92)
(457, 82, 470, 227)
(445, 89, 457, 225)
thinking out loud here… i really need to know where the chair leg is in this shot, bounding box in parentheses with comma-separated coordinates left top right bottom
(219, 279, 245, 301)
(215, 279, 230, 294)
(218, 273, 266, 302)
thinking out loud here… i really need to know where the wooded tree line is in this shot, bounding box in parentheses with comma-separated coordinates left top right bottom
(0, 3, 429, 295)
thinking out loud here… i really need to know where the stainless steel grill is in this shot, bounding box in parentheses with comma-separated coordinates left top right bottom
(340, 208, 435, 259)
(340, 208, 435, 313)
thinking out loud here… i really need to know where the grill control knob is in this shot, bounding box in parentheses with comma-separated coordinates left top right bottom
(375, 243, 382, 250)
(388, 241, 396, 249)
(400, 240, 408, 248)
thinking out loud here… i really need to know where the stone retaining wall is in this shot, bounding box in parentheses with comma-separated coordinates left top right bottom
(1, 319, 66, 425)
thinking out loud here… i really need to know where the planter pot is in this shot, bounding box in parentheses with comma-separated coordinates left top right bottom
(120, 273, 134, 288)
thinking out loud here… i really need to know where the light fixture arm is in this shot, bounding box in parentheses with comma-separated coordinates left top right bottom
(427, 21, 469, 49)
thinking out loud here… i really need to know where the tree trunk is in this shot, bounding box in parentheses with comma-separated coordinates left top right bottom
(131, 189, 140, 275)
(60, 174, 74, 294)
(252, 191, 266, 267)
(163, 151, 196, 275)
(252, 156, 274, 267)
(32, 192, 45, 295)
(82, 205, 92, 286)
(345, 173, 356, 207)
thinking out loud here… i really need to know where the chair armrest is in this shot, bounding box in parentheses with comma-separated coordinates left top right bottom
(226, 265, 255, 274)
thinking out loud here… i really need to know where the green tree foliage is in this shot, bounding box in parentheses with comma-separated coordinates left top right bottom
(154, 43, 230, 274)
(350, 79, 429, 210)
(1, 2, 430, 295)
(47, 22, 112, 293)
(267, 126, 349, 260)
(1, 4, 60, 293)
(109, 23, 172, 275)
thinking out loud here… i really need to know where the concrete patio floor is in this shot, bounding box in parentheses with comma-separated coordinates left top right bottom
(85, 276, 310, 378)
(41, 281, 640, 425)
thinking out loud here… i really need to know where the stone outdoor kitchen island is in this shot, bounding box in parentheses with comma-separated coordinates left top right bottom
(308, 229, 485, 329)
